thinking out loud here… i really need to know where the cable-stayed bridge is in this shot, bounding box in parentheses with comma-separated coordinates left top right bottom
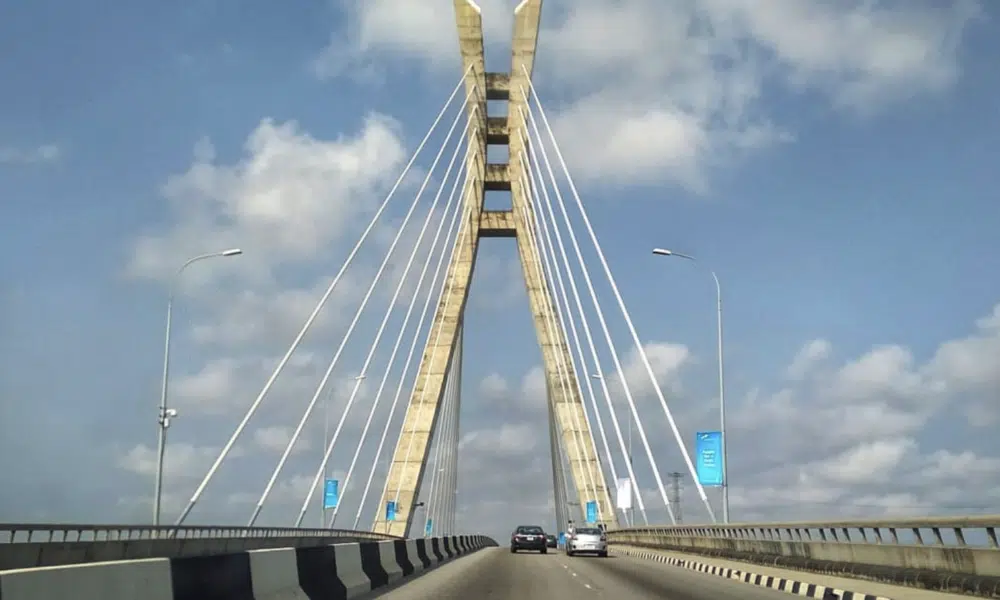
(2, 1, 997, 598)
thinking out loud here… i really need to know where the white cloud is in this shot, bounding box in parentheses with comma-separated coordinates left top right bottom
(786, 338, 830, 379)
(459, 422, 539, 457)
(318, 0, 979, 187)
(128, 115, 406, 285)
(598, 341, 691, 408)
(814, 438, 916, 485)
(0, 143, 61, 164)
(456, 303, 1000, 533)
(478, 372, 509, 400)
(116, 442, 244, 481)
(254, 426, 311, 454)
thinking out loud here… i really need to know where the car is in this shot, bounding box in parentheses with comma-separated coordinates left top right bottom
(566, 526, 608, 557)
(510, 525, 548, 553)
(546, 534, 557, 548)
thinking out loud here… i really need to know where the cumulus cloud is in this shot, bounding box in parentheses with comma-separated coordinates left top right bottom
(116, 442, 245, 481)
(453, 302, 1000, 535)
(94, 1, 992, 536)
(316, 0, 980, 188)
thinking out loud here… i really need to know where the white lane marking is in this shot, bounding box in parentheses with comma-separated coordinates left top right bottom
(584, 584, 592, 589)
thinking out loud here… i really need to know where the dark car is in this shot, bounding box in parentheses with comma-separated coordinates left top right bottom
(546, 534, 557, 548)
(510, 525, 548, 553)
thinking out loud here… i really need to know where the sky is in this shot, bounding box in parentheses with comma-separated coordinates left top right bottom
(1, 0, 999, 542)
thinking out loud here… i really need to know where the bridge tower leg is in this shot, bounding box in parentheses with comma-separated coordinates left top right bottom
(373, 0, 616, 538)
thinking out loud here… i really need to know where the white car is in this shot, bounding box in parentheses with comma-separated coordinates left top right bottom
(566, 527, 608, 557)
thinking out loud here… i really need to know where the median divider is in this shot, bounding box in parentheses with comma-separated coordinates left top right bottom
(0, 534, 498, 600)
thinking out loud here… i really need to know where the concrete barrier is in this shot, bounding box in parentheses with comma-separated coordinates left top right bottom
(0, 535, 388, 571)
(0, 535, 497, 600)
(609, 517, 1000, 597)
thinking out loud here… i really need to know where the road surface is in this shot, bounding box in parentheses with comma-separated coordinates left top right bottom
(375, 547, 798, 599)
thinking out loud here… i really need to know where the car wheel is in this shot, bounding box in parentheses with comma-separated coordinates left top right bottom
(566, 550, 574, 557)
(599, 551, 608, 558)
(510, 547, 516, 553)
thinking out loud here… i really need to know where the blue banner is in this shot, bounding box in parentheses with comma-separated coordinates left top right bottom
(585, 500, 597, 524)
(323, 479, 339, 509)
(386, 501, 396, 521)
(424, 519, 433, 536)
(558, 532, 565, 546)
(695, 431, 724, 486)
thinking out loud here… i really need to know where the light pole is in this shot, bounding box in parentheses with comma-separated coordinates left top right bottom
(651, 248, 729, 524)
(154, 248, 242, 527)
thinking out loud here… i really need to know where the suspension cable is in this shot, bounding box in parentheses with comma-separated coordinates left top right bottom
(520, 161, 621, 521)
(390, 186, 479, 508)
(322, 139, 470, 530)
(522, 142, 648, 525)
(514, 191, 602, 523)
(423, 346, 457, 535)
(522, 73, 716, 522)
(443, 328, 462, 534)
(520, 92, 676, 525)
(285, 108, 474, 528)
(173, 64, 475, 527)
(422, 367, 449, 535)
(357, 174, 475, 530)
(327, 142, 473, 529)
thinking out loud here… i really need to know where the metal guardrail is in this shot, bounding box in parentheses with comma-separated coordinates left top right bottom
(608, 515, 1000, 548)
(0, 523, 400, 544)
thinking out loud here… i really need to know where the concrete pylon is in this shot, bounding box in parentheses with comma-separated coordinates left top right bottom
(373, 0, 616, 538)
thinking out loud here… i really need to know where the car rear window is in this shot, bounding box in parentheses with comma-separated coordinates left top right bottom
(517, 526, 543, 534)
(576, 528, 601, 535)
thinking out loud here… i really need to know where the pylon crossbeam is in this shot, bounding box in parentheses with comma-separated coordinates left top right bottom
(374, 0, 615, 537)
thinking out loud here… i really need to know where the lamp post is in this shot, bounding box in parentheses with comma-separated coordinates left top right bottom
(154, 248, 242, 527)
(651, 248, 729, 524)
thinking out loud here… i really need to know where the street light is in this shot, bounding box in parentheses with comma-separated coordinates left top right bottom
(651, 248, 729, 524)
(154, 248, 242, 526)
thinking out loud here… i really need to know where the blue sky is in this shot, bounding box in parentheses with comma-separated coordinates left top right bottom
(2, 0, 999, 539)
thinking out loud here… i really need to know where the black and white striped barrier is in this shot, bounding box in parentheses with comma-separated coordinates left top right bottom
(615, 546, 893, 600)
(0, 534, 497, 599)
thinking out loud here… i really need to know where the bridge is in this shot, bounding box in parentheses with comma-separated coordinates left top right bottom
(2, 1, 998, 599)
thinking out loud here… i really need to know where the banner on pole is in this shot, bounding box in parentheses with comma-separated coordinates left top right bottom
(386, 501, 396, 521)
(695, 431, 724, 487)
(323, 479, 339, 509)
(424, 518, 433, 536)
(615, 477, 632, 510)
(585, 500, 597, 524)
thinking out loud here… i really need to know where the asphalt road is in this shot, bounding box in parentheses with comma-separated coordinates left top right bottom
(374, 547, 797, 599)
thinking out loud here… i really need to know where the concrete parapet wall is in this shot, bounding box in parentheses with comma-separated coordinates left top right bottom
(0, 534, 499, 600)
(609, 517, 1000, 597)
(611, 534, 1000, 576)
(0, 534, 380, 571)
(618, 541, 1000, 597)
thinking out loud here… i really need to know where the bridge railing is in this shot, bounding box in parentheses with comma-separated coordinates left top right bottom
(608, 515, 1000, 593)
(0, 523, 397, 543)
(0, 523, 399, 570)
(609, 515, 1000, 549)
